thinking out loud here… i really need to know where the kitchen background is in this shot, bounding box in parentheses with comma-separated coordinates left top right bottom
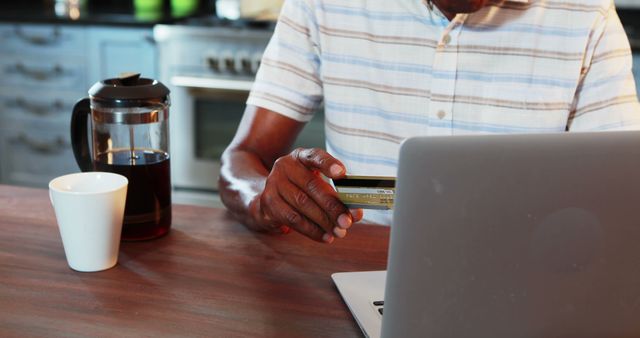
(1, 0, 639, 207)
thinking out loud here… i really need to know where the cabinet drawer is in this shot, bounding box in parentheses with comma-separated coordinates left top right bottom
(0, 87, 80, 125)
(0, 24, 86, 56)
(0, 54, 86, 90)
(0, 127, 78, 188)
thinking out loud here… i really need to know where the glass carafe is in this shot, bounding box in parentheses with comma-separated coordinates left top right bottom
(71, 74, 172, 241)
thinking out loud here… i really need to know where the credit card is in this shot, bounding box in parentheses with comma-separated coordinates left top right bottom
(331, 175, 396, 210)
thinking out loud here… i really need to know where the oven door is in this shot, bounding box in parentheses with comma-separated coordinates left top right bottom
(170, 76, 325, 193)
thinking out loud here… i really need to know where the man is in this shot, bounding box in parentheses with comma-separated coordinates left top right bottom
(219, 0, 640, 243)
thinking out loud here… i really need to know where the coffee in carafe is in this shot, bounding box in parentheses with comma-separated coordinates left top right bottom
(71, 73, 172, 241)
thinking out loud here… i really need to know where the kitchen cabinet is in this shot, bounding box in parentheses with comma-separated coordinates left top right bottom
(0, 23, 86, 187)
(0, 98, 73, 184)
(0, 22, 157, 187)
(87, 26, 157, 83)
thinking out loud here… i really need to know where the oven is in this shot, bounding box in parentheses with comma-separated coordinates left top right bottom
(154, 23, 325, 205)
(631, 39, 640, 98)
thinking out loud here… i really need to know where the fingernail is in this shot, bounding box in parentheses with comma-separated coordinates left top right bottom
(338, 213, 352, 229)
(333, 227, 347, 238)
(330, 164, 344, 177)
(350, 208, 363, 221)
(323, 233, 334, 243)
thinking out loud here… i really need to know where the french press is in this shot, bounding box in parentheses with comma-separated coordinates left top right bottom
(71, 73, 172, 241)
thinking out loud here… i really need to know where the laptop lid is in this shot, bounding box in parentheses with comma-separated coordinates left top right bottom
(382, 131, 640, 338)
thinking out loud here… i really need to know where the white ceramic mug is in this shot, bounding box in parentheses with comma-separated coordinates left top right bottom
(49, 172, 128, 272)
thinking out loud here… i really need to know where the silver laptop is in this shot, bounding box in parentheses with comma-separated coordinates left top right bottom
(333, 131, 640, 338)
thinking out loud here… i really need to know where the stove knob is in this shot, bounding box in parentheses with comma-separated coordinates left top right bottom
(222, 51, 236, 73)
(206, 54, 221, 72)
(251, 52, 263, 75)
(236, 51, 252, 74)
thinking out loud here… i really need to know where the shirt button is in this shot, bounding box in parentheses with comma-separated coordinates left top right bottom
(437, 110, 446, 119)
(442, 34, 451, 45)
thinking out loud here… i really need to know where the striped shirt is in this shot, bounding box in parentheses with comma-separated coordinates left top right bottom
(247, 0, 640, 225)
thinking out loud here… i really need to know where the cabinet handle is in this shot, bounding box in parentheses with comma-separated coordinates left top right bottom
(12, 98, 64, 116)
(15, 133, 67, 154)
(14, 26, 61, 46)
(14, 63, 65, 81)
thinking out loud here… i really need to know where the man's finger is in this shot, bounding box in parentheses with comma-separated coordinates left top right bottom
(292, 148, 346, 179)
(350, 208, 364, 223)
(285, 164, 350, 231)
(263, 192, 333, 243)
(278, 180, 335, 234)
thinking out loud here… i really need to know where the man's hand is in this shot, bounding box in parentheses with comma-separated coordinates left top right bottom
(219, 106, 365, 243)
(248, 147, 363, 243)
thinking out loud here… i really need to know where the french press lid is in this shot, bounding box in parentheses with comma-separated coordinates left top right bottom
(89, 73, 171, 124)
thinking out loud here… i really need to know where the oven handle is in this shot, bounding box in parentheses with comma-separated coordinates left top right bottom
(170, 76, 254, 92)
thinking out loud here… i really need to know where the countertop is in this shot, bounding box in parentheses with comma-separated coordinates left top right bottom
(0, 185, 390, 337)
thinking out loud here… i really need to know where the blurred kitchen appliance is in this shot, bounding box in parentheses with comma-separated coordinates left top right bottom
(71, 74, 173, 241)
(54, 0, 86, 19)
(216, 0, 283, 21)
(154, 22, 325, 205)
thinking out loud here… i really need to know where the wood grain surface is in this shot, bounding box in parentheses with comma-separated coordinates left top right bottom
(0, 185, 389, 337)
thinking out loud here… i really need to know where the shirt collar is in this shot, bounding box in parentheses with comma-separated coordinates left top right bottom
(422, 0, 530, 7)
(422, 0, 531, 18)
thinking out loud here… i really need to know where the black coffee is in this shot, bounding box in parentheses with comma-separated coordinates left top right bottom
(94, 149, 171, 241)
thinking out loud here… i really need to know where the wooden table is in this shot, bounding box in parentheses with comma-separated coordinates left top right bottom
(0, 185, 389, 337)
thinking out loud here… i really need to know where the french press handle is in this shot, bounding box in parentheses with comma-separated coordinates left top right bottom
(70, 98, 94, 172)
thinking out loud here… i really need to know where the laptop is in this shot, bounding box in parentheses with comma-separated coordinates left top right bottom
(333, 131, 640, 338)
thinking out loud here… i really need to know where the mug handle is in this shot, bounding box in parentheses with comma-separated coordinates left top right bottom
(70, 98, 93, 172)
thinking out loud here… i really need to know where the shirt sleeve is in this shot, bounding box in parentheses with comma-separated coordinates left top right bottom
(246, 0, 323, 122)
(568, 1, 640, 131)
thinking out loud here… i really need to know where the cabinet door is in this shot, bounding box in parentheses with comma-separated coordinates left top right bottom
(87, 27, 157, 83)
